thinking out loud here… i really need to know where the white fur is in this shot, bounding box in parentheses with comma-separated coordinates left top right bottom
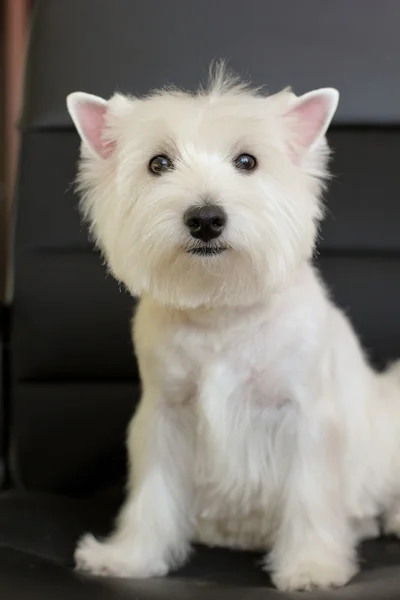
(68, 66, 400, 591)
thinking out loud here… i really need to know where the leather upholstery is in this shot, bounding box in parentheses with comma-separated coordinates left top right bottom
(22, 0, 400, 128)
(3, 0, 400, 597)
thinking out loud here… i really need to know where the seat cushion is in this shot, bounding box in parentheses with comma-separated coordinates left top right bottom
(1, 490, 400, 599)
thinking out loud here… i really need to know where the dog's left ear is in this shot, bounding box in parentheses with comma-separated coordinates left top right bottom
(284, 88, 339, 156)
(67, 92, 115, 159)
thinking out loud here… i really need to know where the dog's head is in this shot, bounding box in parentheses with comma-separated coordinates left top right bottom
(67, 66, 338, 308)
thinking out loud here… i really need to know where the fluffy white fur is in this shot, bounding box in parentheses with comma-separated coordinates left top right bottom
(67, 66, 400, 591)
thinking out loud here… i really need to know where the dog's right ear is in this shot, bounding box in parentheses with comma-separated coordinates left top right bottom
(67, 92, 115, 159)
(283, 88, 339, 158)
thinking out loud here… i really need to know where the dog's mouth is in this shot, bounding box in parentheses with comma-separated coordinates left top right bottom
(187, 246, 228, 257)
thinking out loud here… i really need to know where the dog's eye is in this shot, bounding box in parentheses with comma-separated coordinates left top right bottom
(149, 155, 173, 176)
(233, 154, 257, 172)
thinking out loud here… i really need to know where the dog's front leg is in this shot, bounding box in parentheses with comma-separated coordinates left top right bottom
(75, 390, 195, 578)
(268, 409, 357, 592)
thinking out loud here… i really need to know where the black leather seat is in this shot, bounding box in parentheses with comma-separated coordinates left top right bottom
(2, 0, 400, 597)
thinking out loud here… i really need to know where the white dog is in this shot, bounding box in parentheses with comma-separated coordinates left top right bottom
(67, 65, 400, 592)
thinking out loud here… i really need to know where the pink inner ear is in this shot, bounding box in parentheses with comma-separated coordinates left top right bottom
(78, 102, 115, 158)
(289, 95, 331, 153)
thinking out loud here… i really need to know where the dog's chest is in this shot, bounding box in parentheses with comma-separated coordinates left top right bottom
(182, 321, 299, 550)
(157, 301, 312, 550)
(192, 381, 296, 550)
(179, 312, 300, 411)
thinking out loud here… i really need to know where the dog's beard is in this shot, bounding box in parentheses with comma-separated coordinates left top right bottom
(136, 243, 270, 310)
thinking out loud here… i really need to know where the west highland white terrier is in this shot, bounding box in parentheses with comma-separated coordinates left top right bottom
(67, 65, 400, 591)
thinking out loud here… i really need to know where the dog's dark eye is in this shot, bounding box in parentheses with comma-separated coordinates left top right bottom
(233, 153, 257, 172)
(149, 155, 173, 175)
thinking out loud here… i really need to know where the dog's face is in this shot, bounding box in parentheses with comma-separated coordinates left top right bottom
(67, 71, 338, 308)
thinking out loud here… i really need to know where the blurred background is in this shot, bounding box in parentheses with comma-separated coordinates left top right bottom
(1, 0, 31, 304)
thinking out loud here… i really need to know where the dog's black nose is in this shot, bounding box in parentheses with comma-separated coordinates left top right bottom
(184, 205, 227, 242)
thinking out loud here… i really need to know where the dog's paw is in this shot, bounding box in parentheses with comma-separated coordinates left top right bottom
(271, 557, 357, 592)
(74, 533, 169, 578)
